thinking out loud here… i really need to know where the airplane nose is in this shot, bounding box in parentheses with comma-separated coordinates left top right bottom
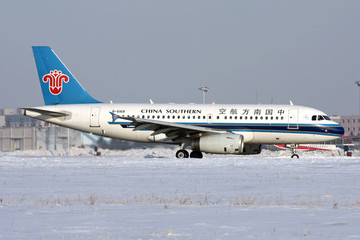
(328, 123, 344, 137)
(335, 124, 345, 136)
(340, 126, 345, 136)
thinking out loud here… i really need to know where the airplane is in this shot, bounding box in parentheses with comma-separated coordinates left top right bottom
(274, 144, 338, 151)
(23, 46, 344, 158)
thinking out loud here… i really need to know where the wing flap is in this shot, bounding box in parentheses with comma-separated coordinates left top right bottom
(120, 116, 226, 141)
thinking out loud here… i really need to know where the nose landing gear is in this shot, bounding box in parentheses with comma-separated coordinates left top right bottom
(290, 144, 299, 158)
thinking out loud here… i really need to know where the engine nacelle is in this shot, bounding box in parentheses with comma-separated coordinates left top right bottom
(191, 133, 244, 154)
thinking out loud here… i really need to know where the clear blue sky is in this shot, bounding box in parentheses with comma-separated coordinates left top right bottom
(1, 0, 360, 115)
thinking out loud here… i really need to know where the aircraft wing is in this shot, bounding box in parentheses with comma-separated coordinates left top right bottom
(120, 116, 227, 142)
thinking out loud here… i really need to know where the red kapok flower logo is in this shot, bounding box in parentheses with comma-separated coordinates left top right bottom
(42, 70, 69, 95)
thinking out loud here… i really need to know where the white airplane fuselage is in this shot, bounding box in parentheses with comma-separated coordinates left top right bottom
(25, 103, 343, 145)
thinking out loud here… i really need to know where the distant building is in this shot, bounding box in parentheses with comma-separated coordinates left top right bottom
(0, 109, 15, 116)
(0, 108, 83, 152)
(338, 115, 360, 136)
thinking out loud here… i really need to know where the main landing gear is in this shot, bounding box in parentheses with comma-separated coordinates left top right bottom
(175, 149, 203, 159)
(175, 149, 189, 158)
(290, 144, 299, 158)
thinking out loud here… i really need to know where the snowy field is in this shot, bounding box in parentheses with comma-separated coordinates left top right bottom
(1, 148, 360, 239)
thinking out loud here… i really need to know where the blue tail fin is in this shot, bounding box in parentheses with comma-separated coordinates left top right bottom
(32, 46, 101, 105)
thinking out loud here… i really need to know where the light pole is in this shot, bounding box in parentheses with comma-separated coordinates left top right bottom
(355, 80, 360, 146)
(199, 86, 209, 104)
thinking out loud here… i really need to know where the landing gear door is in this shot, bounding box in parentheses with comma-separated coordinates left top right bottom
(90, 107, 101, 127)
(288, 109, 299, 129)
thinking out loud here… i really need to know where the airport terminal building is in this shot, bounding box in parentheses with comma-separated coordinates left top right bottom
(337, 115, 360, 136)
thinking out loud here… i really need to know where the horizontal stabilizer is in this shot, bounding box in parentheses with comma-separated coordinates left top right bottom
(22, 108, 69, 117)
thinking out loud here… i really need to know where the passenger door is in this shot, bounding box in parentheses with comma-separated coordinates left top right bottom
(288, 109, 299, 129)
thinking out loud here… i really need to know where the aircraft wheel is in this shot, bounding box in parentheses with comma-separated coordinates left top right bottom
(291, 154, 299, 158)
(176, 150, 189, 159)
(190, 151, 203, 158)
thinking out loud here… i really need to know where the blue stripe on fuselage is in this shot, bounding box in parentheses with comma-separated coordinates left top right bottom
(108, 121, 344, 137)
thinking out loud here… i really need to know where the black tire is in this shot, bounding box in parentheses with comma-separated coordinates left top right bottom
(190, 151, 203, 158)
(176, 150, 189, 158)
(291, 154, 299, 158)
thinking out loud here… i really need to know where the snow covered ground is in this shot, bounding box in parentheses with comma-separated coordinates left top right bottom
(1, 148, 360, 239)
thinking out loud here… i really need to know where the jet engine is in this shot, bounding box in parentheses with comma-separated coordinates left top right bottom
(191, 133, 244, 154)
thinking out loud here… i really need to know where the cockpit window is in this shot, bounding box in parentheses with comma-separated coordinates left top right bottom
(312, 115, 331, 121)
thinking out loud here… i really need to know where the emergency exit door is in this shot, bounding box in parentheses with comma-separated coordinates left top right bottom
(90, 107, 101, 127)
